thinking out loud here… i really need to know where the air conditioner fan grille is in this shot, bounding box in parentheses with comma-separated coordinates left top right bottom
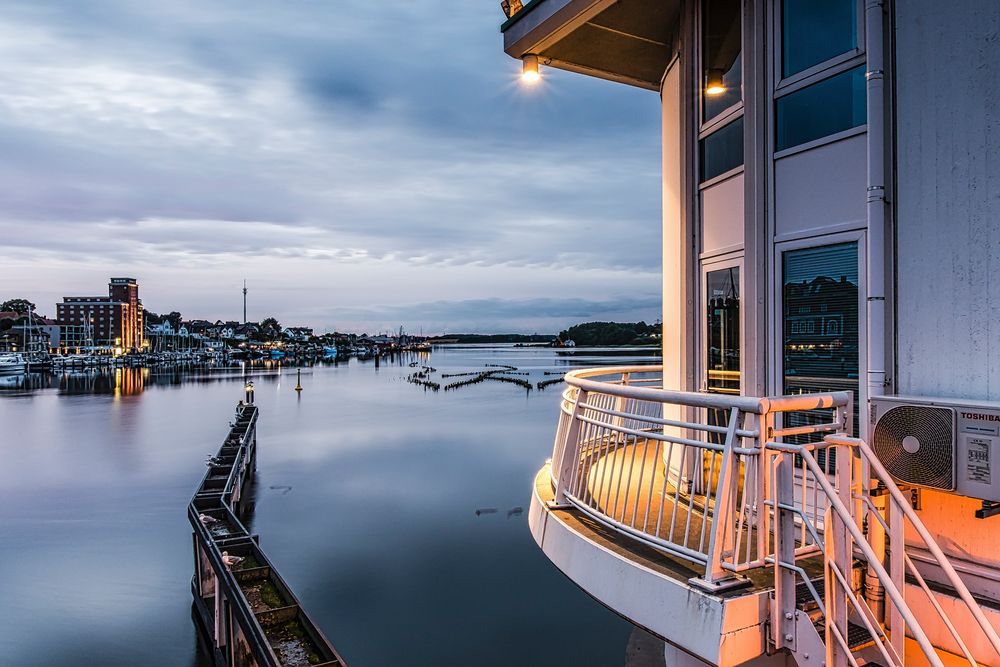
(873, 405, 955, 490)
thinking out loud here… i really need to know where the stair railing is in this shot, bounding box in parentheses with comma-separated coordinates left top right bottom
(767, 433, 1000, 667)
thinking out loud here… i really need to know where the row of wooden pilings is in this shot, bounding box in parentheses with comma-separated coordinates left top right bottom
(189, 397, 347, 667)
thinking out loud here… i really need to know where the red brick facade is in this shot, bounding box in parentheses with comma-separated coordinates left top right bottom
(57, 278, 144, 351)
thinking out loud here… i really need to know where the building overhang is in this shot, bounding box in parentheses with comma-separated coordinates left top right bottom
(501, 0, 680, 91)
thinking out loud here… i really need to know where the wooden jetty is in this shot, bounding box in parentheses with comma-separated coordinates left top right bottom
(189, 397, 346, 666)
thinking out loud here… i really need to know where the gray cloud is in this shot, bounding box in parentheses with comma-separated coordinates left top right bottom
(0, 0, 662, 332)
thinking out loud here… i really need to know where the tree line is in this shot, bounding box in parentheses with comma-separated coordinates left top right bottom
(558, 321, 659, 346)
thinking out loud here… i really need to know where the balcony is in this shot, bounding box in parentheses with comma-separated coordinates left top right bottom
(529, 366, 851, 664)
(501, 0, 680, 90)
(529, 366, 1000, 666)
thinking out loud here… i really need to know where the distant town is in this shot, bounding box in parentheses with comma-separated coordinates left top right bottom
(0, 277, 661, 369)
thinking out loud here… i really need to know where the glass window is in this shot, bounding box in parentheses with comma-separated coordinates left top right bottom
(782, 242, 860, 462)
(782, 0, 857, 78)
(700, 116, 744, 182)
(702, 0, 742, 122)
(775, 65, 865, 151)
(706, 266, 740, 395)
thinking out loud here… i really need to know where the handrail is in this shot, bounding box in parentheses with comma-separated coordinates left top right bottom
(564, 365, 766, 413)
(827, 434, 1000, 662)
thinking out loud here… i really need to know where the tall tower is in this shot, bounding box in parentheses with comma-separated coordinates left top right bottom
(242, 280, 248, 324)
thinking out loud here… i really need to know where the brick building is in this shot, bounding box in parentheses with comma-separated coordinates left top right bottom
(57, 277, 145, 351)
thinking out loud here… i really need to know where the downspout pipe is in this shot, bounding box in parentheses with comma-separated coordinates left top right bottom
(864, 0, 888, 622)
(866, 0, 887, 417)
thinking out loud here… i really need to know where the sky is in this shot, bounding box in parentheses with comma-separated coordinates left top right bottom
(0, 1, 662, 334)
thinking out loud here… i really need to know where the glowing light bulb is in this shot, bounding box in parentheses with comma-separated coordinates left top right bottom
(522, 54, 540, 85)
(705, 68, 726, 96)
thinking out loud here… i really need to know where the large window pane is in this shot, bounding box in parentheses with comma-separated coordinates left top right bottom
(782, 0, 857, 78)
(775, 65, 865, 151)
(783, 242, 860, 463)
(707, 266, 740, 395)
(700, 116, 744, 182)
(703, 0, 742, 122)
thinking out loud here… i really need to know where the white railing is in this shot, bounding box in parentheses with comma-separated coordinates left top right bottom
(767, 435, 1000, 667)
(548, 366, 1000, 666)
(550, 366, 851, 589)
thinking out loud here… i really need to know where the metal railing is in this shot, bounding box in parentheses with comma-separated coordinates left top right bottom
(547, 365, 1000, 666)
(549, 365, 851, 589)
(767, 434, 1000, 667)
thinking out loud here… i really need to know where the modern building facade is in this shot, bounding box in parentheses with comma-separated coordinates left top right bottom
(58, 277, 144, 351)
(504, 1, 1000, 665)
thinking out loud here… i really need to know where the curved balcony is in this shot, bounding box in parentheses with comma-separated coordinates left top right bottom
(529, 366, 853, 665)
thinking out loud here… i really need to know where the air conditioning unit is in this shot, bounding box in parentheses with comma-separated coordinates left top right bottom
(871, 395, 1000, 502)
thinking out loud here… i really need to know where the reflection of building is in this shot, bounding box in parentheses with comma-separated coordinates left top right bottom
(57, 278, 144, 351)
(503, 1, 1000, 665)
(783, 273, 859, 390)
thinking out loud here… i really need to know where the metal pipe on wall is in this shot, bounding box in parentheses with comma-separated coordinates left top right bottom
(865, 0, 887, 418)
(864, 0, 889, 624)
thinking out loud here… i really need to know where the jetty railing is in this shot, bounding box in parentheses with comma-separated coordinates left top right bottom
(190, 400, 347, 667)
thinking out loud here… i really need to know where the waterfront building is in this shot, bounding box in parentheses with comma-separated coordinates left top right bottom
(504, 1, 1000, 665)
(57, 277, 144, 352)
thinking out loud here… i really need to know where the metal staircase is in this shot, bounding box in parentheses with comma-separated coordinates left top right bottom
(765, 433, 1000, 667)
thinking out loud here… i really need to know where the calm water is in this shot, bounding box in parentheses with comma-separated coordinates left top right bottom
(0, 346, 658, 666)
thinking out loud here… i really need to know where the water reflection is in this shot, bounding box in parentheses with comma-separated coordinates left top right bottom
(0, 346, 660, 667)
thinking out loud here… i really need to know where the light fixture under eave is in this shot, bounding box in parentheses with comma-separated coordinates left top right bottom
(705, 68, 726, 95)
(521, 54, 540, 84)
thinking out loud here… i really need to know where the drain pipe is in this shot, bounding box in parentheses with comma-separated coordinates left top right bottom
(864, 0, 888, 622)
(866, 0, 887, 414)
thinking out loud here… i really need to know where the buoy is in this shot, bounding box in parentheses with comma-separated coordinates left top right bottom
(294, 368, 303, 392)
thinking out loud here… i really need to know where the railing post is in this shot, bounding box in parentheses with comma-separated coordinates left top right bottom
(827, 437, 854, 667)
(691, 407, 747, 592)
(823, 508, 849, 667)
(551, 389, 589, 508)
(773, 448, 798, 653)
(887, 492, 906, 659)
(614, 372, 630, 429)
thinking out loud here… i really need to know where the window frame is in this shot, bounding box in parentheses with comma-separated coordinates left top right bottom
(768, 230, 867, 433)
(698, 0, 746, 135)
(698, 115, 747, 186)
(701, 253, 744, 395)
(773, 60, 868, 155)
(773, 0, 865, 91)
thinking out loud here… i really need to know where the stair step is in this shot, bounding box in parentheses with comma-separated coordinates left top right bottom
(812, 620, 876, 650)
(847, 622, 875, 649)
(795, 577, 825, 610)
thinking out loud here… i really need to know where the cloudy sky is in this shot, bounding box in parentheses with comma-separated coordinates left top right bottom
(0, 1, 661, 334)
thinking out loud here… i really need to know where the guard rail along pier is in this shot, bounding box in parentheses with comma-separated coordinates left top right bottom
(530, 366, 1000, 666)
(189, 395, 346, 666)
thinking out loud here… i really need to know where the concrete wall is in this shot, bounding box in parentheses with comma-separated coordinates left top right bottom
(895, 0, 1000, 400)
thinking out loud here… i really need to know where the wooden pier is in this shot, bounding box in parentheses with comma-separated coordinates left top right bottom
(189, 398, 346, 666)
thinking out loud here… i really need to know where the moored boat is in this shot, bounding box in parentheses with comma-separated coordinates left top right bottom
(0, 353, 27, 376)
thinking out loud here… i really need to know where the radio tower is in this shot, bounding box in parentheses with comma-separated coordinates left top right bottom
(242, 280, 248, 324)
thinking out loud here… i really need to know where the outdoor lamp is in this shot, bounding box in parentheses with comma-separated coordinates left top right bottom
(705, 68, 726, 95)
(522, 54, 540, 84)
